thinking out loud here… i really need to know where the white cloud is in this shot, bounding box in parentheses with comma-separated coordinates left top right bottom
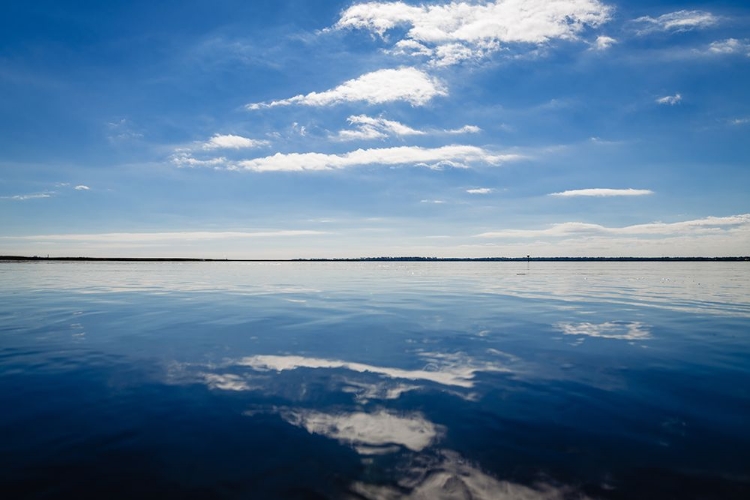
(0, 230, 327, 243)
(467, 188, 493, 194)
(731, 117, 750, 126)
(446, 124, 481, 134)
(202, 134, 269, 150)
(550, 188, 653, 197)
(633, 10, 718, 34)
(708, 38, 750, 56)
(74, 185, 90, 191)
(1, 193, 52, 201)
(335, 0, 612, 66)
(232, 145, 522, 172)
(476, 214, 750, 239)
(593, 35, 617, 50)
(246, 67, 446, 109)
(336, 116, 482, 140)
(656, 93, 681, 105)
(171, 153, 228, 168)
(337, 114, 426, 141)
(421, 199, 445, 204)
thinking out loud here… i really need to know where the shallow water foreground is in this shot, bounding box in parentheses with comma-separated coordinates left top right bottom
(1, 261, 749, 499)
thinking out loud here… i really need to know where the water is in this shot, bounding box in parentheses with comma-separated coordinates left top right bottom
(1, 261, 748, 499)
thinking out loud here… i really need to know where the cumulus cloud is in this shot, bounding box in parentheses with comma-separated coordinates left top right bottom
(467, 188, 493, 194)
(246, 68, 446, 109)
(202, 134, 269, 150)
(656, 94, 681, 105)
(633, 10, 718, 34)
(74, 185, 90, 191)
(476, 214, 750, 239)
(231, 145, 522, 172)
(550, 188, 653, 197)
(334, 0, 612, 66)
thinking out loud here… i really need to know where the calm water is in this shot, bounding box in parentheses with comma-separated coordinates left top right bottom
(1, 261, 749, 499)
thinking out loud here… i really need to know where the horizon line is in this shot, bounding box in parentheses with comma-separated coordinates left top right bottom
(2, 256, 749, 263)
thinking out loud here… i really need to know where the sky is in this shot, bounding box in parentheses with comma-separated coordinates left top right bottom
(1, 0, 749, 258)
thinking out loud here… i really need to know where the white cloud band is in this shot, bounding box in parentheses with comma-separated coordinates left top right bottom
(247, 67, 446, 109)
(202, 134, 269, 150)
(476, 214, 750, 238)
(233, 145, 521, 172)
(550, 188, 654, 197)
(633, 10, 718, 34)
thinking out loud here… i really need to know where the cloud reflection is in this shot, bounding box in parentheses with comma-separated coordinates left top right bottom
(556, 321, 651, 340)
(201, 373, 253, 391)
(238, 352, 509, 389)
(351, 450, 594, 500)
(280, 409, 441, 455)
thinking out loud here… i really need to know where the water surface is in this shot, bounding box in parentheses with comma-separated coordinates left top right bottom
(1, 261, 749, 498)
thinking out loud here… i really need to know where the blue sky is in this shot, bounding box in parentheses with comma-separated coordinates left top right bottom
(1, 0, 749, 258)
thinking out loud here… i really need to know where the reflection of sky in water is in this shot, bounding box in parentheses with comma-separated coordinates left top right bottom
(556, 321, 651, 340)
(280, 409, 441, 455)
(3, 261, 749, 316)
(237, 353, 509, 388)
(1, 262, 749, 498)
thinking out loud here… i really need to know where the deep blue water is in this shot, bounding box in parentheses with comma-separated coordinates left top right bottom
(1, 261, 749, 499)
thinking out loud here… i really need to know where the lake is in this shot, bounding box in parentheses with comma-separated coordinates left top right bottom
(1, 261, 748, 499)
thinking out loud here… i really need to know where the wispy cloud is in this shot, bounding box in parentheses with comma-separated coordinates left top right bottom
(1, 192, 52, 201)
(633, 10, 719, 35)
(334, 0, 612, 66)
(230, 145, 522, 172)
(0, 230, 328, 243)
(550, 188, 653, 197)
(446, 125, 481, 134)
(730, 117, 750, 126)
(337, 114, 426, 141)
(202, 134, 269, 150)
(246, 68, 446, 109)
(171, 154, 228, 168)
(707, 38, 750, 56)
(74, 185, 90, 191)
(335, 115, 482, 141)
(656, 94, 681, 105)
(476, 214, 750, 239)
(466, 188, 493, 195)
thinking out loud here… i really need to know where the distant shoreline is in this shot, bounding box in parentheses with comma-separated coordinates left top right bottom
(2, 256, 748, 262)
